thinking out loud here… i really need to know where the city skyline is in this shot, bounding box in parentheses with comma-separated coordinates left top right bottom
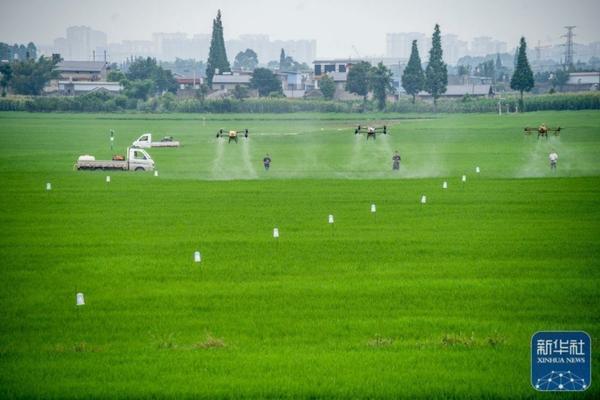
(1, 0, 599, 60)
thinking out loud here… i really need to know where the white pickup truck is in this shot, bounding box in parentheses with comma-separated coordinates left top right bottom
(75, 147, 155, 171)
(132, 133, 180, 148)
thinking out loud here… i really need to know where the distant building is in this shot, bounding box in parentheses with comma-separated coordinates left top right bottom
(62, 26, 108, 60)
(470, 37, 507, 57)
(566, 72, 600, 91)
(173, 72, 204, 98)
(56, 60, 110, 81)
(278, 70, 314, 98)
(211, 73, 252, 91)
(108, 40, 155, 61)
(313, 59, 363, 100)
(58, 80, 121, 95)
(227, 35, 316, 64)
(442, 34, 468, 65)
(174, 72, 203, 90)
(386, 32, 429, 60)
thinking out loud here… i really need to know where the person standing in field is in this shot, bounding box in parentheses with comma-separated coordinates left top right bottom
(263, 154, 272, 171)
(392, 151, 401, 171)
(549, 149, 558, 170)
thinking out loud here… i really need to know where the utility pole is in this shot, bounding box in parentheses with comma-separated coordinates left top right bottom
(562, 26, 576, 70)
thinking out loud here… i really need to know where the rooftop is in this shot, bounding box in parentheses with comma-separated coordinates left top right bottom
(212, 74, 252, 84)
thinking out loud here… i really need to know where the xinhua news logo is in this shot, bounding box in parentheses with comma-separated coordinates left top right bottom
(531, 331, 591, 392)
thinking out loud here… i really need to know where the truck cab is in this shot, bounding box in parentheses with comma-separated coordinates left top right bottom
(129, 148, 154, 171)
(132, 133, 152, 148)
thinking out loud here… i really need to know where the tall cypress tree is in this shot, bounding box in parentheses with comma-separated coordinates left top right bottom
(205, 10, 230, 86)
(424, 24, 448, 109)
(401, 40, 424, 103)
(279, 49, 286, 70)
(510, 37, 534, 111)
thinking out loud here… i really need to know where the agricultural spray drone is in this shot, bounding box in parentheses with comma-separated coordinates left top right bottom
(216, 129, 249, 143)
(355, 125, 388, 140)
(524, 124, 563, 139)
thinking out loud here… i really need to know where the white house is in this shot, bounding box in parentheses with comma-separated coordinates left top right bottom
(566, 72, 600, 91)
(58, 80, 122, 95)
(55, 61, 110, 81)
(211, 73, 252, 91)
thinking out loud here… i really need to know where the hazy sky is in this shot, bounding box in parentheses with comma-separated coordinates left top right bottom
(1, 0, 599, 57)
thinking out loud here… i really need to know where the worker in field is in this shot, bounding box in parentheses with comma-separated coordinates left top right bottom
(392, 151, 401, 171)
(263, 154, 272, 171)
(549, 149, 558, 170)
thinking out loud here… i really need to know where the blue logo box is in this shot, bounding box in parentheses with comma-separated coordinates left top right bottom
(531, 331, 591, 391)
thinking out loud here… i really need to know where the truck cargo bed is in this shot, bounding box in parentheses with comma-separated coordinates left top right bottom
(150, 141, 180, 147)
(76, 160, 128, 170)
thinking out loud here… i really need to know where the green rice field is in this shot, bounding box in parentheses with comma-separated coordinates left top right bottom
(0, 110, 598, 399)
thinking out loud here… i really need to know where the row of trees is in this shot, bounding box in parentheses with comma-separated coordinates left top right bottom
(0, 42, 37, 62)
(343, 61, 395, 110)
(0, 55, 60, 96)
(401, 24, 447, 106)
(107, 57, 178, 100)
(399, 25, 538, 111)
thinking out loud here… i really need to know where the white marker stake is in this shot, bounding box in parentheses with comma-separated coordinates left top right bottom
(462, 175, 467, 182)
(106, 176, 111, 183)
(194, 251, 201, 263)
(371, 204, 376, 213)
(421, 195, 427, 204)
(76, 292, 85, 306)
(442, 181, 448, 189)
(476, 166, 480, 174)
(46, 182, 52, 191)
(154, 170, 159, 177)
(328, 215, 334, 224)
(273, 228, 279, 238)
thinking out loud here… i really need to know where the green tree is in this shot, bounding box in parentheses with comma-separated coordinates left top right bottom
(510, 37, 534, 110)
(195, 83, 210, 101)
(369, 62, 395, 111)
(26, 42, 37, 60)
(205, 10, 230, 85)
(126, 57, 177, 94)
(122, 79, 154, 100)
(401, 40, 424, 103)
(233, 49, 258, 71)
(550, 69, 569, 92)
(232, 84, 249, 100)
(0, 63, 12, 96)
(346, 61, 372, 108)
(278, 49, 306, 71)
(9, 56, 59, 95)
(319, 75, 336, 100)
(424, 24, 448, 109)
(250, 68, 282, 97)
(457, 64, 471, 84)
(279, 49, 287, 70)
(475, 60, 495, 82)
(107, 70, 126, 82)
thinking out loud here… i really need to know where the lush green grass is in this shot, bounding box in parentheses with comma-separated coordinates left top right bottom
(0, 111, 599, 399)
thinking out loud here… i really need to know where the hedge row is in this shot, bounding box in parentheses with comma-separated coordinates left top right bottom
(0, 91, 599, 113)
